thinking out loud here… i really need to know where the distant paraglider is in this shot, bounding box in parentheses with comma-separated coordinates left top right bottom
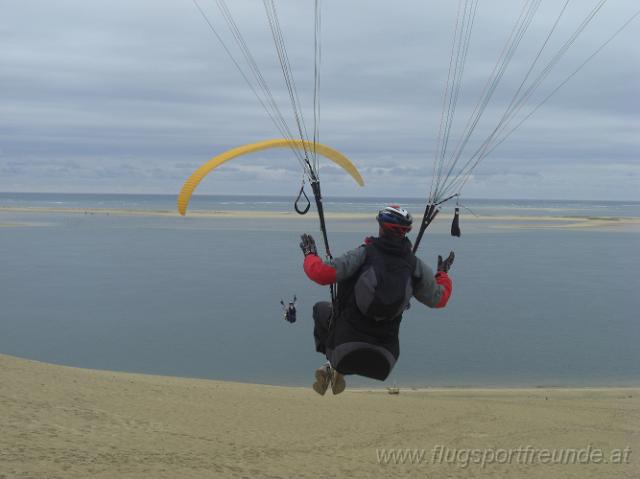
(280, 296, 297, 324)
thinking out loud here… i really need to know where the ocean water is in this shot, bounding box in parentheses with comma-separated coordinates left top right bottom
(1, 193, 639, 387)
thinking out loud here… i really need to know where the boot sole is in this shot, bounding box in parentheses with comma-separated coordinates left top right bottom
(331, 370, 346, 395)
(312, 368, 330, 396)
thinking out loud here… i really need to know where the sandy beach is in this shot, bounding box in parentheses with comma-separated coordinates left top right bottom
(1, 353, 637, 478)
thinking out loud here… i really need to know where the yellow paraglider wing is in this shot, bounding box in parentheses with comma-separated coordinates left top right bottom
(177, 138, 364, 215)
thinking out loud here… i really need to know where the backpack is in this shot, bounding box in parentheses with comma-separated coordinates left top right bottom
(353, 243, 416, 321)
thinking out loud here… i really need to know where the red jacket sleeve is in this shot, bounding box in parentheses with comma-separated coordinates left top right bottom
(434, 271, 452, 308)
(303, 255, 337, 286)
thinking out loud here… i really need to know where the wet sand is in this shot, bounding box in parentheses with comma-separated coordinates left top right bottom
(1, 354, 637, 478)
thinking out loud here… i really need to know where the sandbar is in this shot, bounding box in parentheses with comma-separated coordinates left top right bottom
(1, 206, 639, 231)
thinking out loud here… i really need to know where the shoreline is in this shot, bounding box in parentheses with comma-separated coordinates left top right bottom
(2, 352, 638, 392)
(0, 352, 640, 394)
(2, 205, 640, 227)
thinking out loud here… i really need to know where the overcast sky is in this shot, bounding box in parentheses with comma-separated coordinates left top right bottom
(1, 0, 638, 199)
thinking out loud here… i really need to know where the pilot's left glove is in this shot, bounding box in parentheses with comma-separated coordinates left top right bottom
(300, 233, 318, 257)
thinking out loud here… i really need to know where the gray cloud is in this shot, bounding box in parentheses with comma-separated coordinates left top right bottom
(0, 0, 638, 199)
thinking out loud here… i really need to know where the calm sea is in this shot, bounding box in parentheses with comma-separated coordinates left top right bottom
(1, 193, 639, 387)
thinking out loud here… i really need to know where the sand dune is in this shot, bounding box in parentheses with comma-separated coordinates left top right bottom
(0, 354, 637, 478)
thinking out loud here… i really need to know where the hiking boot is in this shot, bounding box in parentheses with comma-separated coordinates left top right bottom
(312, 364, 331, 396)
(330, 368, 346, 395)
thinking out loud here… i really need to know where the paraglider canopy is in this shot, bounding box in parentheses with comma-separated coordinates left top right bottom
(177, 138, 363, 216)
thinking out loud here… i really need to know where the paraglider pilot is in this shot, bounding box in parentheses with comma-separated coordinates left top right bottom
(299, 205, 454, 395)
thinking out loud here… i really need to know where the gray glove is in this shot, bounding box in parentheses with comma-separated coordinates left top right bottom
(437, 251, 455, 273)
(300, 234, 318, 257)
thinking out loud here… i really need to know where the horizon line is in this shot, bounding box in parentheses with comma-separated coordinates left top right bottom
(1, 191, 639, 203)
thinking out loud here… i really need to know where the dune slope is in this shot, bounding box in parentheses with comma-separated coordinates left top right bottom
(0, 354, 638, 478)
